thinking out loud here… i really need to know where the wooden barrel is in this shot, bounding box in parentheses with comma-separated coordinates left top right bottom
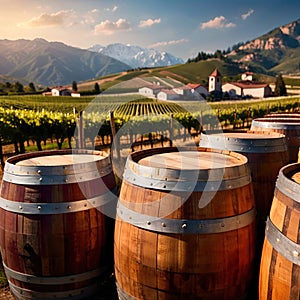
(199, 131, 289, 232)
(259, 163, 300, 299)
(250, 117, 300, 163)
(0, 149, 116, 299)
(114, 147, 256, 300)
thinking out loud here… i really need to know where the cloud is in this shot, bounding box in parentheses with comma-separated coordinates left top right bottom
(200, 16, 236, 29)
(94, 18, 131, 35)
(149, 38, 188, 48)
(241, 9, 254, 20)
(91, 9, 99, 13)
(18, 10, 71, 27)
(139, 18, 161, 28)
(105, 5, 118, 12)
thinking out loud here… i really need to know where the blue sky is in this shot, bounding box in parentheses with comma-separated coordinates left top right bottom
(0, 0, 299, 60)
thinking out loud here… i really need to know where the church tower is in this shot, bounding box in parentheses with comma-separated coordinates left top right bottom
(208, 68, 222, 93)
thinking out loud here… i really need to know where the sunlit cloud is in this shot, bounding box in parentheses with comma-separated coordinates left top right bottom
(200, 16, 236, 29)
(94, 18, 131, 35)
(149, 38, 189, 48)
(18, 10, 72, 27)
(241, 9, 254, 20)
(139, 18, 161, 28)
(91, 9, 99, 13)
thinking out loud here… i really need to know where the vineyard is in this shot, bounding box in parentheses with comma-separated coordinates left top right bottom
(0, 94, 299, 165)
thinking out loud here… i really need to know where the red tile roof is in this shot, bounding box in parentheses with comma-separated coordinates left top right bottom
(226, 81, 269, 89)
(187, 83, 205, 89)
(210, 68, 222, 77)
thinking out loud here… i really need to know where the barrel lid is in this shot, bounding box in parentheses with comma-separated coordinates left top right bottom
(139, 151, 243, 170)
(3, 149, 112, 185)
(123, 147, 251, 192)
(199, 131, 288, 153)
(16, 154, 104, 167)
(292, 172, 300, 184)
(251, 118, 300, 129)
(276, 163, 300, 202)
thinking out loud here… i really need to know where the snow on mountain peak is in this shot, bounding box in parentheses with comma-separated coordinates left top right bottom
(88, 43, 184, 68)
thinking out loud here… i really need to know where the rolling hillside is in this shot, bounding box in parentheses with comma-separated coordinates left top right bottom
(0, 39, 131, 86)
(228, 18, 300, 75)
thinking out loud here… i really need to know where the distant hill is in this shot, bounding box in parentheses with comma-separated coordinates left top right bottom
(0, 38, 131, 86)
(228, 18, 300, 75)
(85, 59, 247, 92)
(88, 43, 184, 68)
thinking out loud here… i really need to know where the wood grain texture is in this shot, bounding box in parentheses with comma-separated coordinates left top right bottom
(115, 147, 256, 300)
(0, 150, 116, 298)
(259, 163, 300, 300)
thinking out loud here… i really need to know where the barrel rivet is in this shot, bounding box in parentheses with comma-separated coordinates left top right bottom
(19, 205, 23, 210)
(37, 170, 41, 174)
(161, 223, 166, 227)
(39, 177, 43, 182)
(37, 206, 42, 210)
(147, 221, 151, 225)
(67, 205, 71, 209)
(266, 226, 269, 231)
(182, 223, 187, 229)
(221, 223, 225, 227)
(293, 250, 299, 257)
(276, 238, 280, 243)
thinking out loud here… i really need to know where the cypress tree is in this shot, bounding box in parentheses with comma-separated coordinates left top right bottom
(274, 74, 287, 96)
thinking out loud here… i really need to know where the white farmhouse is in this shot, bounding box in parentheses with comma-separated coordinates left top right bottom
(71, 91, 81, 97)
(51, 87, 71, 96)
(222, 82, 272, 98)
(187, 83, 209, 97)
(139, 84, 165, 98)
(157, 89, 180, 101)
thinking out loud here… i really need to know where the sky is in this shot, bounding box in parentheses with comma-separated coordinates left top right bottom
(0, 0, 299, 61)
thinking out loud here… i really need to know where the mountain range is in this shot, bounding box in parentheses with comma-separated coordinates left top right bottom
(88, 43, 184, 69)
(228, 18, 300, 74)
(0, 38, 131, 86)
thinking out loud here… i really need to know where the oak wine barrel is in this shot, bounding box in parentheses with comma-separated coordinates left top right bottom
(0, 149, 116, 299)
(259, 163, 300, 299)
(250, 117, 300, 163)
(114, 147, 256, 299)
(199, 131, 289, 233)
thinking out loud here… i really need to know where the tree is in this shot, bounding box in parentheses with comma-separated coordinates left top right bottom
(274, 74, 287, 96)
(14, 81, 24, 93)
(72, 81, 78, 92)
(28, 82, 36, 92)
(94, 82, 100, 94)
